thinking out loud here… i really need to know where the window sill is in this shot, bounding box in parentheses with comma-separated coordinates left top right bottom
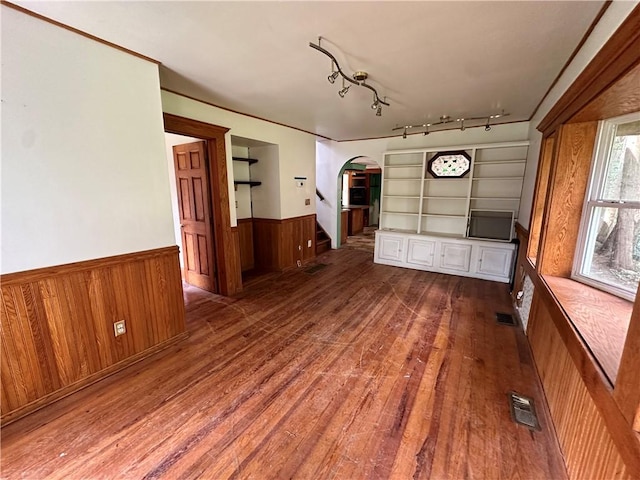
(543, 275, 633, 383)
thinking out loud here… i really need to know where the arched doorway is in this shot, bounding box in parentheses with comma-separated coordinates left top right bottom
(336, 156, 381, 247)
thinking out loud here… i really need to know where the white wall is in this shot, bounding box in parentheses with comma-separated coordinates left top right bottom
(161, 91, 316, 222)
(316, 122, 530, 247)
(1, 6, 175, 274)
(519, 0, 638, 228)
(231, 146, 253, 220)
(250, 145, 281, 219)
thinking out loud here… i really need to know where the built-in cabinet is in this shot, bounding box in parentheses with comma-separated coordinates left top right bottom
(375, 228, 515, 283)
(375, 141, 525, 283)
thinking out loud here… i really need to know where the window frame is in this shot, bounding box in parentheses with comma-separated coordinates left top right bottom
(572, 111, 640, 302)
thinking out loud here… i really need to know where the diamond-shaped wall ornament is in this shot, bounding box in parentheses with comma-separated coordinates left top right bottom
(427, 150, 471, 178)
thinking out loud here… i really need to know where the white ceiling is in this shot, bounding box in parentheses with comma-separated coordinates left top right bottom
(14, 1, 605, 141)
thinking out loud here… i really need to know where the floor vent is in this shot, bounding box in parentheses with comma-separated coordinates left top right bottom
(508, 392, 540, 430)
(304, 264, 328, 275)
(496, 312, 517, 326)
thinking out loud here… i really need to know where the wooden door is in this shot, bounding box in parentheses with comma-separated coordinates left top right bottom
(173, 141, 217, 292)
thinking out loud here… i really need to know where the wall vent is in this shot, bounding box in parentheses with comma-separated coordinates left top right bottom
(508, 392, 540, 430)
(496, 312, 517, 326)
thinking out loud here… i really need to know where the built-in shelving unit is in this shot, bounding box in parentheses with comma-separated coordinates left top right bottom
(233, 157, 261, 187)
(376, 141, 528, 282)
(380, 141, 528, 239)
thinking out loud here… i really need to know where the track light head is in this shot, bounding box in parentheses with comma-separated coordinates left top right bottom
(402, 128, 407, 139)
(310, 39, 390, 113)
(485, 124, 491, 131)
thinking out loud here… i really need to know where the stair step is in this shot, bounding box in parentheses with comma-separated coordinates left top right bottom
(316, 238, 331, 254)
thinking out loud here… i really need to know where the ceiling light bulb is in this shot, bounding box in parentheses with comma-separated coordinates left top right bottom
(338, 85, 350, 97)
(376, 105, 382, 116)
(328, 71, 339, 84)
(371, 101, 379, 110)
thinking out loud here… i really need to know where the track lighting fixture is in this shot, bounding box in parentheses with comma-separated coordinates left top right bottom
(338, 78, 350, 98)
(310, 37, 390, 117)
(393, 111, 509, 138)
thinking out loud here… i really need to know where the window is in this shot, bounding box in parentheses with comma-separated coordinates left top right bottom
(573, 112, 640, 301)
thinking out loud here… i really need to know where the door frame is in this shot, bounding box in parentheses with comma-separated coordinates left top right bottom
(164, 113, 242, 295)
(336, 158, 366, 246)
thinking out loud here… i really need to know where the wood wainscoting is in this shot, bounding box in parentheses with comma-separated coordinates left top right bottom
(253, 214, 316, 271)
(237, 218, 255, 272)
(1, 246, 187, 425)
(528, 295, 631, 478)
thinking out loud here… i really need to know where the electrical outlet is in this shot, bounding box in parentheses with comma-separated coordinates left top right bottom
(305, 198, 310, 205)
(114, 320, 126, 337)
(307, 239, 312, 248)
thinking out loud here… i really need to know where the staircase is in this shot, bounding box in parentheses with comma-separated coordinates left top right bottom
(316, 222, 331, 255)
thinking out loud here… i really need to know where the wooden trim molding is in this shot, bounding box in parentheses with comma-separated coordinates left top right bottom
(163, 113, 242, 296)
(538, 4, 640, 135)
(161, 88, 331, 141)
(1, 1, 160, 65)
(528, 1, 612, 122)
(614, 283, 640, 431)
(1, 246, 178, 284)
(1, 247, 187, 425)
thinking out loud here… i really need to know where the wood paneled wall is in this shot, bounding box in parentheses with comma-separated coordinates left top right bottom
(237, 218, 255, 272)
(528, 296, 630, 479)
(253, 215, 316, 271)
(1, 247, 187, 424)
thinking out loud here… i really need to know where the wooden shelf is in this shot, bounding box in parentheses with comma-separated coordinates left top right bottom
(472, 176, 523, 181)
(234, 181, 262, 187)
(421, 213, 466, 218)
(423, 196, 467, 200)
(232, 157, 258, 165)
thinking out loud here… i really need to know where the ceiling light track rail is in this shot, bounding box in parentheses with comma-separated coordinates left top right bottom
(309, 37, 390, 116)
(393, 112, 510, 138)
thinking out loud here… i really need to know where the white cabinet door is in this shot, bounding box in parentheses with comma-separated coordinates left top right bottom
(439, 242, 472, 272)
(406, 238, 436, 267)
(375, 233, 406, 263)
(475, 246, 513, 279)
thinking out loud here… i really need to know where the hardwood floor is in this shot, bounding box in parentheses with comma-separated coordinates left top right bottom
(0, 248, 566, 479)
